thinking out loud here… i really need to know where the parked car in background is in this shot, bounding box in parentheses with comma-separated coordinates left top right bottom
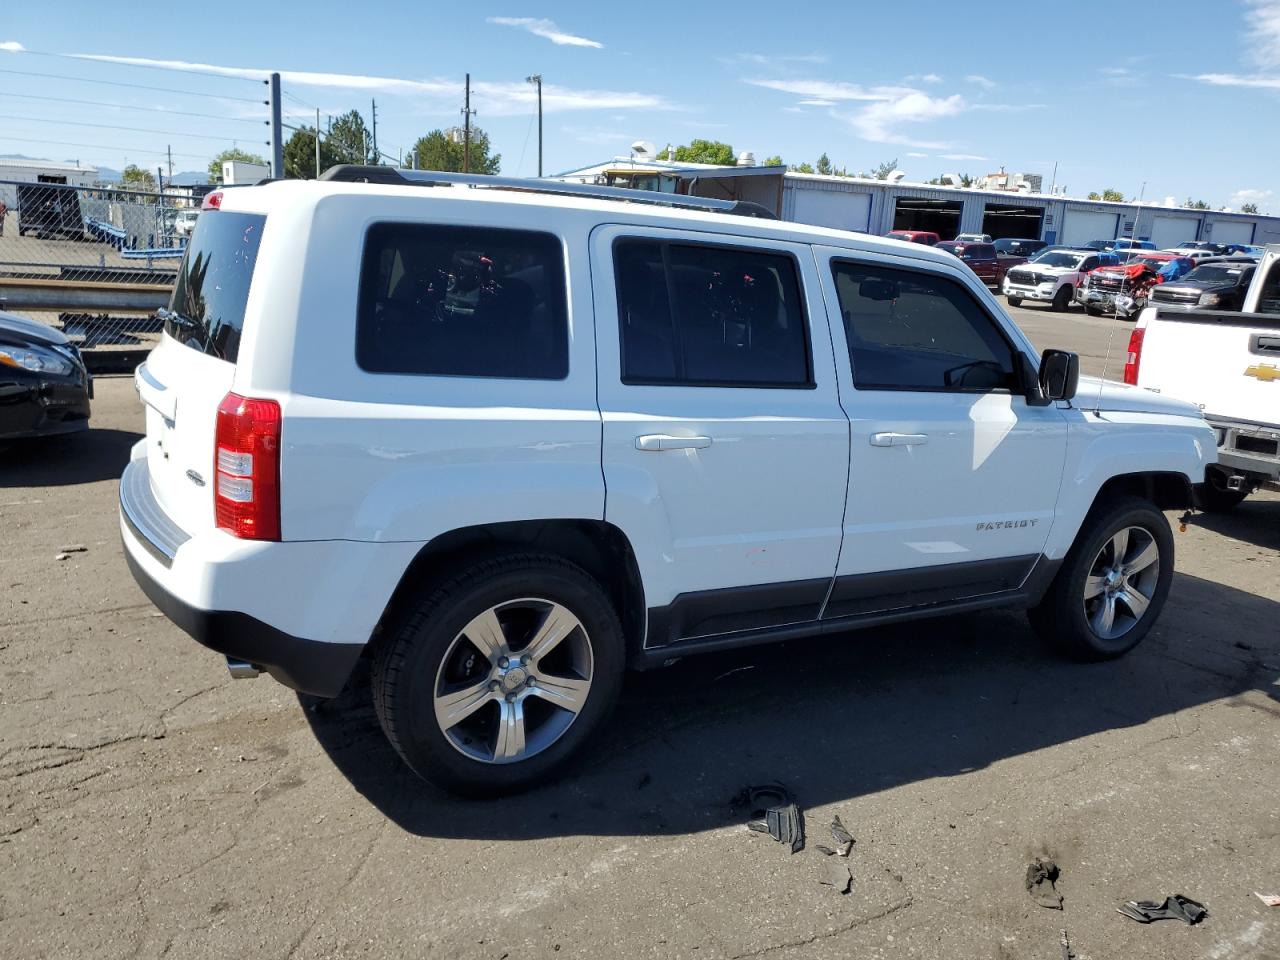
(0, 311, 92, 440)
(935, 240, 1015, 287)
(1082, 240, 1114, 251)
(1130, 244, 1280, 510)
(885, 230, 940, 245)
(1111, 238, 1157, 252)
(994, 238, 1048, 259)
(955, 232, 993, 243)
(1164, 245, 1220, 260)
(1149, 258, 1258, 311)
(1078, 252, 1198, 315)
(119, 168, 1214, 795)
(173, 209, 199, 238)
(1004, 249, 1119, 310)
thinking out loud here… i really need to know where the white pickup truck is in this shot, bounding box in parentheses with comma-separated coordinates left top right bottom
(1130, 245, 1280, 510)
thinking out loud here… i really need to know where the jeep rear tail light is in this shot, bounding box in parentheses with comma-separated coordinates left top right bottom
(202, 190, 224, 211)
(1123, 328, 1145, 385)
(214, 393, 281, 541)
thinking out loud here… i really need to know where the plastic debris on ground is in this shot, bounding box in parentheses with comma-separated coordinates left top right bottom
(1256, 892, 1280, 907)
(830, 815, 854, 856)
(738, 782, 804, 854)
(1026, 857, 1064, 910)
(812, 814, 855, 894)
(1116, 895, 1208, 925)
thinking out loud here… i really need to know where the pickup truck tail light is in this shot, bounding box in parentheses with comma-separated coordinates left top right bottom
(1122, 328, 1145, 385)
(214, 392, 281, 541)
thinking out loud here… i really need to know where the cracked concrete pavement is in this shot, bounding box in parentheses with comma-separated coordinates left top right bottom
(2, 314, 1279, 958)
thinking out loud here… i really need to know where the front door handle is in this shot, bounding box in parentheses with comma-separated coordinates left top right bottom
(869, 432, 928, 447)
(636, 434, 713, 451)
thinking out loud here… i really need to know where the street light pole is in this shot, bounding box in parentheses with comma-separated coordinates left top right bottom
(526, 74, 543, 177)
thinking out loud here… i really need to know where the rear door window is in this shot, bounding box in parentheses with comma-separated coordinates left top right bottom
(166, 210, 265, 362)
(356, 223, 569, 379)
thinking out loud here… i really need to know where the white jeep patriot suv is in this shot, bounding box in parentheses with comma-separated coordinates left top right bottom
(120, 167, 1216, 795)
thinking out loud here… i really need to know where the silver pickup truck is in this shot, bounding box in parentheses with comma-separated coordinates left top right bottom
(1130, 244, 1280, 510)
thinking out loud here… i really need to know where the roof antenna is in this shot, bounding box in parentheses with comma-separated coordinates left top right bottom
(1093, 181, 1147, 414)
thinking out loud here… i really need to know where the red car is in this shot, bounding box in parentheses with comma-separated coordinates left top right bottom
(1078, 253, 1196, 317)
(885, 230, 940, 246)
(934, 240, 1025, 287)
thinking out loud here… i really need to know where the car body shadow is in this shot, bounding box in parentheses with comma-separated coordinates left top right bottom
(303, 571, 1279, 839)
(1190, 494, 1280, 551)
(0, 428, 141, 487)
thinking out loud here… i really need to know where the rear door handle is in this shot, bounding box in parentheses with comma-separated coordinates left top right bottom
(869, 432, 928, 447)
(135, 362, 177, 422)
(636, 434, 713, 451)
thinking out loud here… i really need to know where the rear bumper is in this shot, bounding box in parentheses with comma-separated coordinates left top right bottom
(118, 454, 417, 697)
(1206, 415, 1280, 483)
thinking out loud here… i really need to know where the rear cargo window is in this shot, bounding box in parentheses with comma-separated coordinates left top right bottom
(356, 223, 568, 380)
(165, 210, 265, 363)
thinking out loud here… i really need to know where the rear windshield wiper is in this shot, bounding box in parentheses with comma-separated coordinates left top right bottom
(157, 306, 198, 330)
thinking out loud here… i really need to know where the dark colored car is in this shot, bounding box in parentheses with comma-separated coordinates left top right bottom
(884, 230, 940, 245)
(0, 312, 92, 440)
(934, 240, 1010, 286)
(1081, 240, 1114, 251)
(993, 238, 1047, 259)
(1148, 259, 1257, 310)
(17, 183, 85, 240)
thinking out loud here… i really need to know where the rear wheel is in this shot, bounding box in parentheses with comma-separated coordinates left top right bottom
(1195, 466, 1248, 513)
(1029, 496, 1173, 660)
(1051, 285, 1074, 312)
(372, 553, 625, 796)
(1085, 306, 1103, 317)
(1007, 296, 1022, 308)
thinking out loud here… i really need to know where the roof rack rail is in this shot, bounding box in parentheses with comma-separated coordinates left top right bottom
(317, 165, 777, 220)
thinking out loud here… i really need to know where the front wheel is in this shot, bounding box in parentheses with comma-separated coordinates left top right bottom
(1051, 285, 1074, 312)
(1086, 305, 1103, 317)
(372, 553, 625, 796)
(1006, 296, 1022, 308)
(1029, 496, 1173, 660)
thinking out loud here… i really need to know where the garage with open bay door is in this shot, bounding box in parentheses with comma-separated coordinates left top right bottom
(982, 202, 1045, 240)
(1149, 213, 1201, 250)
(791, 188, 872, 232)
(1060, 208, 1119, 247)
(892, 196, 962, 240)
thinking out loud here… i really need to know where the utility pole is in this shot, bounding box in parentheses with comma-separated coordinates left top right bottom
(315, 108, 321, 178)
(526, 74, 543, 177)
(166, 145, 173, 179)
(362, 129, 367, 166)
(462, 72, 475, 174)
(268, 72, 283, 178)
(1048, 160, 1058, 196)
(371, 99, 378, 164)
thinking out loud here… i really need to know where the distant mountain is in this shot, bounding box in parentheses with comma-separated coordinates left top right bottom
(168, 171, 209, 186)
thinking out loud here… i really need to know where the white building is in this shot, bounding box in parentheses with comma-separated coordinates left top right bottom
(0, 157, 99, 210)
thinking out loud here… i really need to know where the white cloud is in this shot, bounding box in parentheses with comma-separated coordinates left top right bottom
(1184, 71, 1280, 89)
(1098, 66, 1130, 76)
(940, 153, 988, 161)
(906, 73, 943, 84)
(1246, 0, 1280, 68)
(1230, 187, 1273, 209)
(66, 53, 671, 115)
(0, 40, 25, 52)
(561, 125, 635, 145)
(965, 74, 996, 89)
(906, 151, 930, 158)
(486, 17, 603, 48)
(850, 91, 966, 148)
(725, 51, 828, 66)
(744, 78, 910, 101)
(797, 98, 835, 106)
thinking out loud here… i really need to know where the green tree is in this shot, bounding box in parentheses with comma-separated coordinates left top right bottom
(816, 153, 833, 176)
(410, 127, 501, 174)
(672, 139, 735, 165)
(1185, 198, 1210, 210)
(283, 126, 344, 179)
(789, 161, 815, 174)
(1102, 188, 1125, 202)
(121, 164, 156, 190)
(872, 157, 899, 180)
(207, 148, 268, 183)
(761, 155, 783, 167)
(1240, 202, 1260, 214)
(322, 110, 377, 165)
(959, 173, 974, 188)
(1087, 191, 1101, 200)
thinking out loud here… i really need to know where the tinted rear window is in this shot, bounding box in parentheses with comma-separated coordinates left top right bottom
(165, 210, 265, 363)
(356, 223, 568, 379)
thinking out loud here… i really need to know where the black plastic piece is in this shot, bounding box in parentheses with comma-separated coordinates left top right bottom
(739, 782, 804, 853)
(1026, 857, 1064, 910)
(123, 547, 363, 697)
(1117, 895, 1208, 925)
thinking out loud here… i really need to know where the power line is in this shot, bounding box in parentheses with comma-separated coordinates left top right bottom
(0, 91, 265, 124)
(0, 66, 268, 104)
(1, 134, 213, 161)
(0, 112, 268, 144)
(13, 48, 263, 85)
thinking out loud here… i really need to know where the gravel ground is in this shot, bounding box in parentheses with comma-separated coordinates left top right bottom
(2, 309, 1278, 960)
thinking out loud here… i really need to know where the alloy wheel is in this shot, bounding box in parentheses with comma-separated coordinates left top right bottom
(1082, 526, 1161, 641)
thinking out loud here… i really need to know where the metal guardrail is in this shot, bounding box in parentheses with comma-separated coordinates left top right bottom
(0, 178, 191, 353)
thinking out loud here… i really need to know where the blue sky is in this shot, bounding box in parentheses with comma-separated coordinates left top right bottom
(1, 1, 1275, 210)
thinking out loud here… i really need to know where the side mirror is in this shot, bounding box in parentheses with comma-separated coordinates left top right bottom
(1039, 349, 1079, 401)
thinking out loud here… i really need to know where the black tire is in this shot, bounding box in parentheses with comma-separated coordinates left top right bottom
(1051, 285, 1074, 311)
(372, 552, 625, 796)
(1006, 296, 1022, 308)
(1086, 306, 1103, 317)
(1195, 467, 1248, 513)
(1029, 495, 1174, 660)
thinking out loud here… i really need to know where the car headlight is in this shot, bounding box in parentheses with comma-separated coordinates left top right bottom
(1198, 292, 1222, 307)
(0, 344, 75, 377)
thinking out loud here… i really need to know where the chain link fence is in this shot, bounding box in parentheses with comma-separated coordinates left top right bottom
(0, 179, 195, 359)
